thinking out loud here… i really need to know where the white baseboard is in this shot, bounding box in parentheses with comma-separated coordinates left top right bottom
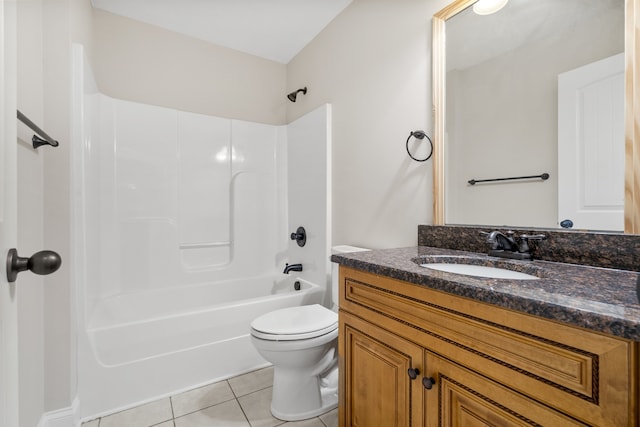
(38, 397, 80, 427)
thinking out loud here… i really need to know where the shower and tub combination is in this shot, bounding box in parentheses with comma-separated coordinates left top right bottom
(71, 45, 332, 419)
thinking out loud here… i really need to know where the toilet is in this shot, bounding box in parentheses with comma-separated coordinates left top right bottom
(250, 245, 370, 421)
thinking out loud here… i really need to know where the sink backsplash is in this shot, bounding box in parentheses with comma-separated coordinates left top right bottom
(418, 225, 640, 272)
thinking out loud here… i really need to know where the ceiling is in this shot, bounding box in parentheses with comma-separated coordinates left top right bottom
(446, 0, 623, 70)
(91, 0, 353, 64)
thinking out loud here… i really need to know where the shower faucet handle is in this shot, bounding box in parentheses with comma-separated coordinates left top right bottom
(290, 226, 307, 247)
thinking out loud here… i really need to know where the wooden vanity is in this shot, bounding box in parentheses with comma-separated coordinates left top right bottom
(337, 264, 639, 426)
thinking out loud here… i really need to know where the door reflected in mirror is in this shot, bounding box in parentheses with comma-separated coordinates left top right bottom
(438, 0, 624, 231)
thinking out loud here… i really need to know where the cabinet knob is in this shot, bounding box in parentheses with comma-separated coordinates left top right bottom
(422, 377, 436, 390)
(407, 368, 420, 380)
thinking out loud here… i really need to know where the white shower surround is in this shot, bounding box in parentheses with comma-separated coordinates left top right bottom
(71, 45, 332, 419)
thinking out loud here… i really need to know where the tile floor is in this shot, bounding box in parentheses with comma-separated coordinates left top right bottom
(80, 367, 338, 427)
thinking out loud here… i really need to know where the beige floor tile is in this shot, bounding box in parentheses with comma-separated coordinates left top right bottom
(171, 380, 235, 417)
(100, 398, 173, 427)
(174, 400, 250, 427)
(237, 387, 283, 427)
(228, 367, 273, 397)
(284, 418, 326, 427)
(318, 408, 338, 427)
(84, 368, 337, 426)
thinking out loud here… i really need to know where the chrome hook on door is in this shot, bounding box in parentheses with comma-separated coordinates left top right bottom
(6, 248, 61, 282)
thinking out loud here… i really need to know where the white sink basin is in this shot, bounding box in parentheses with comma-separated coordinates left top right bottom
(420, 263, 539, 280)
(414, 254, 542, 280)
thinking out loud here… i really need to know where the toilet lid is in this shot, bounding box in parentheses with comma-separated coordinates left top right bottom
(251, 304, 338, 341)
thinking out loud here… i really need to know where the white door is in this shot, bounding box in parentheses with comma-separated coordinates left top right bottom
(558, 53, 625, 231)
(0, 0, 20, 426)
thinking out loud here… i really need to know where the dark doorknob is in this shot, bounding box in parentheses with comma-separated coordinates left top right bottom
(6, 248, 62, 282)
(560, 219, 574, 229)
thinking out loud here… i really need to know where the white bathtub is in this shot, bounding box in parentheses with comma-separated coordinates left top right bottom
(72, 46, 332, 419)
(78, 275, 325, 418)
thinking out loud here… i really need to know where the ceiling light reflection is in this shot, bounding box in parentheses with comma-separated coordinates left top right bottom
(473, 0, 509, 15)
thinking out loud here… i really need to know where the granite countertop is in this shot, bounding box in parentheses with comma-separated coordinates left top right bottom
(332, 246, 640, 341)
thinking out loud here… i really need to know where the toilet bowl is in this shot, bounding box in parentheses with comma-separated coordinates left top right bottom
(250, 304, 338, 421)
(249, 245, 369, 421)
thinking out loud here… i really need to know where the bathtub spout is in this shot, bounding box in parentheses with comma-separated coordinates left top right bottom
(283, 263, 303, 274)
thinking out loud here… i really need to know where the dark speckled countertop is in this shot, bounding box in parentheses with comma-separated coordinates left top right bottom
(331, 246, 640, 341)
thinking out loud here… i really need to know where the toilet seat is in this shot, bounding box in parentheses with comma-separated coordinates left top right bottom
(251, 304, 338, 341)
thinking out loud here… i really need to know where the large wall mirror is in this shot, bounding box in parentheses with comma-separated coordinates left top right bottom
(433, 0, 639, 233)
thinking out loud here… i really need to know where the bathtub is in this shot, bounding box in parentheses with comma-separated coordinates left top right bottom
(72, 45, 332, 419)
(78, 275, 325, 418)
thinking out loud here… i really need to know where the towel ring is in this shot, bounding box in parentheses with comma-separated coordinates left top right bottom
(406, 130, 433, 162)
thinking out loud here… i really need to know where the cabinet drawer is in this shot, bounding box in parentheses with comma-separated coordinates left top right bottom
(426, 351, 590, 426)
(344, 275, 596, 399)
(339, 267, 636, 426)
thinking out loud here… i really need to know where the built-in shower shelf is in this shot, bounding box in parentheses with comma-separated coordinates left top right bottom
(179, 241, 231, 249)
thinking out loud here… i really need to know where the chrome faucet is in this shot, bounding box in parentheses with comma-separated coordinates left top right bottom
(283, 263, 303, 274)
(482, 231, 546, 260)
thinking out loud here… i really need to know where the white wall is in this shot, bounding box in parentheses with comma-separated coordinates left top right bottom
(286, 0, 450, 249)
(92, 9, 287, 125)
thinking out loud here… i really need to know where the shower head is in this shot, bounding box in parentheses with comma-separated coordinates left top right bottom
(287, 87, 307, 102)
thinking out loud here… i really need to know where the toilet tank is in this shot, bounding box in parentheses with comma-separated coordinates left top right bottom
(331, 245, 370, 308)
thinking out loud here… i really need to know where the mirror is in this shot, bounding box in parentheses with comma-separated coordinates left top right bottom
(432, 0, 640, 233)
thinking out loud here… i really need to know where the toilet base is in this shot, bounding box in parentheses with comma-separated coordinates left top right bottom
(271, 395, 337, 422)
(270, 364, 338, 422)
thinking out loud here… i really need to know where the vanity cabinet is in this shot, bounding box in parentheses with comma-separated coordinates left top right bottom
(338, 266, 637, 426)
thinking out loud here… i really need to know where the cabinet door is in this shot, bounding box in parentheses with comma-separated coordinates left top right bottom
(340, 311, 424, 427)
(424, 352, 589, 427)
